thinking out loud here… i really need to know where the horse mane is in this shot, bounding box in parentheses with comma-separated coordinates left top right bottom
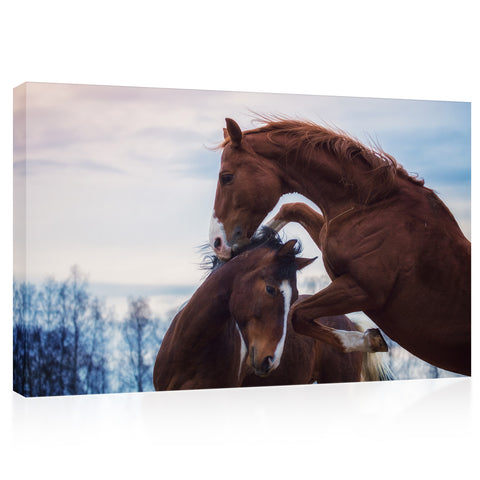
(223, 117, 427, 205)
(199, 227, 302, 273)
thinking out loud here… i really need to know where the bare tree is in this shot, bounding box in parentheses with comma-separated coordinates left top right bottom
(13, 268, 113, 396)
(13, 281, 36, 395)
(84, 298, 111, 394)
(121, 297, 155, 392)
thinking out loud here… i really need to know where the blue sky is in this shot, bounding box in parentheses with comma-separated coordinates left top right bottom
(13, 82, 471, 318)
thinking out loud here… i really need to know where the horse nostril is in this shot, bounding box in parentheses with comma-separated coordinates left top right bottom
(214, 237, 222, 249)
(232, 225, 243, 241)
(260, 356, 274, 374)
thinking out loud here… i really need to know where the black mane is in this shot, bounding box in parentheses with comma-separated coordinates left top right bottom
(199, 226, 302, 272)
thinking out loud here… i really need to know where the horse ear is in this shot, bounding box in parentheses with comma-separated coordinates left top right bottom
(276, 239, 298, 258)
(225, 118, 243, 147)
(295, 256, 317, 271)
(223, 128, 228, 139)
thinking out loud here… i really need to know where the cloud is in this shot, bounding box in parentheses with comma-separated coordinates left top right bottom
(14, 158, 128, 177)
(15, 82, 471, 303)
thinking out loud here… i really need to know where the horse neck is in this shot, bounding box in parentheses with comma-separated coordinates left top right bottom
(287, 156, 351, 219)
(248, 132, 366, 220)
(168, 266, 241, 385)
(181, 267, 234, 337)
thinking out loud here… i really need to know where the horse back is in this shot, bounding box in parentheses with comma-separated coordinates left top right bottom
(153, 314, 179, 390)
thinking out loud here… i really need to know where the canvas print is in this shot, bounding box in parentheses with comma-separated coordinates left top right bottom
(13, 83, 471, 397)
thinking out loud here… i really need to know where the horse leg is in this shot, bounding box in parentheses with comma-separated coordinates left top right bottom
(266, 203, 325, 250)
(290, 274, 388, 353)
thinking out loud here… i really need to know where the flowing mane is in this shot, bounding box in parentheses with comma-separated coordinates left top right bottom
(200, 226, 302, 272)
(223, 118, 427, 205)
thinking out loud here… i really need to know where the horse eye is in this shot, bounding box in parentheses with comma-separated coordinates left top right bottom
(220, 173, 234, 186)
(266, 285, 276, 296)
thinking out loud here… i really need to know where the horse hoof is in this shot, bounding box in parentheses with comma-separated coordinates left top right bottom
(364, 328, 389, 352)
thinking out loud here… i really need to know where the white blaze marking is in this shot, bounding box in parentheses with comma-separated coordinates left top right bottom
(272, 280, 292, 370)
(235, 322, 247, 380)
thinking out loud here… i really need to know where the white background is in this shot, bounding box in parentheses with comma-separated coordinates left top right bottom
(1, 1, 478, 479)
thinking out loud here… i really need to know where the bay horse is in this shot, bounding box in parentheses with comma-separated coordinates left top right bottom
(153, 231, 389, 391)
(209, 118, 471, 375)
(153, 232, 316, 390)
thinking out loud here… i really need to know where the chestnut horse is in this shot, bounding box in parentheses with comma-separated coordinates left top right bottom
(153, 233, 315, 390)
(209, 118, 470, 375)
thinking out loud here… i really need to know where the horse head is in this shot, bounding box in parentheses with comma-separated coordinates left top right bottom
(228, 238, 315, 377)
(209, 118, 284, 260)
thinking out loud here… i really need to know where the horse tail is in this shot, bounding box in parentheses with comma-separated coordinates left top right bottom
(352, 320, 394, 382)
(360, 351, 394, 381)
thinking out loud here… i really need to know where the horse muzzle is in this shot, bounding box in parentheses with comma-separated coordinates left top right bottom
(249, 346, 275, 377)
(254, 356, 275, 377)
(209, 215, 251, 260)
(209, 215, 233, 260)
